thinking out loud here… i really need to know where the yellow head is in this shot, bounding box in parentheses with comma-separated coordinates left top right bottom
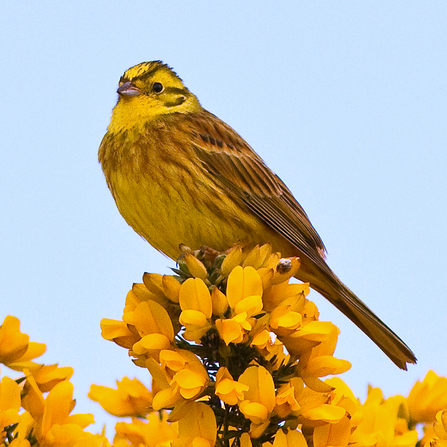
(108, 61, 202, 133)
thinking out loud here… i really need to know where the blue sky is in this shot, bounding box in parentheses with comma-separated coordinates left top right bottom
(2, 1, 446, 434)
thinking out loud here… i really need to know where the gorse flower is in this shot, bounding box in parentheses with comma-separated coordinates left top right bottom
(407, 370, 447, 424)
(1, 245, 446, 446)
(427, 410, 447, 447)
(215, 367, 248, 406)
(88, 244, 442, 447)
(88, 377, 153, 417)
(0, 316, 45, 371)
(0, 376, 21, 432)
(98, 244, 357, 442)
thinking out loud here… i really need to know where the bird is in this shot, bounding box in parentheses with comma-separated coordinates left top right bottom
(98, 61, 416, 369)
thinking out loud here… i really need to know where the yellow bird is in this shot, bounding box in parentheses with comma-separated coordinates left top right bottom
(99, 61, 416, 369)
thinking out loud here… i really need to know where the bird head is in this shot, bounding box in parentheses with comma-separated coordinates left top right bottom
(108, 61, 202, 133)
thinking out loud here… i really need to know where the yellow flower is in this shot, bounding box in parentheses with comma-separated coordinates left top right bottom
(35, 381, 95, 446)
(300, 396, 346, 425)
(18, 364, 75, 433)
(238, 365, 275, 425)
(284, 383, 344, 426)
(275, 378, 304, 418)
(38, 425, 105, 447)
(269, 305, 303, 337)
(242, 244, 274, 270)
(427, 410, 447, 447)
(126, 300, 175, 340)
(290, 323, 349, 393)
(114, 411, 178, 447)
(233, 294, 263, 321)
(250, 328, 272, 351)
(20, 369, 48, 421)
(141, 272, 182, 306)
(216, 266, 264, 344)
(313, 416, 351, 447)
(250, 329, 287, 368)
(302, 355, 351, 378)
(240, 432, 252, 447)
(350, 386, 418, 447)
(148, 381, 183, 411)
(8, 411, 34, 447)
(100, 318, 140, 349)
(326, 377, 362, 425)
(8, 440, 31, 447)
(26, 364, 74, 393)
(143, 273, 172, 304)
(280, 321, 336, 357)
(171, 367, 208, 400)
(126, 300, 175, 360)
(313, 378, 362, 447)
(215, 367, 248, 406)
(183, 253, 209, 280)
(408, 370, 447, 424)
(147, 350, 209, 410)
(124, 288, 144, 311)
(226, 266, 263, 309)
(132, 334, 173, 362)
(179, 277, 212, 341)
(162, 275, 182, 303)
(262, 281, 309, 313)
(210, 286, 228, 316)
(0, 316, 46, 371)
(299, 355, 351, 393)
(221, 245, 244, 276)
(216, 314, 251, 345)
(272, 428, 307, 447)
(0, 316, 28, 363)
(268, 257, 301, 287)
(89, 377, 152, 417)
(421, 421, 437, 447)
(0, 376, 21, 430)
(172, 402, 216, 447)
(97, 251, 429, 446)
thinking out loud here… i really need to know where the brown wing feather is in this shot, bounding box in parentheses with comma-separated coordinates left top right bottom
(183, 110, 327, 263)
(174, 110, 416, 369)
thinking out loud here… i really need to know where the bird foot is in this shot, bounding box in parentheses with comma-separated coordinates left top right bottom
(179, 244, 223, 268)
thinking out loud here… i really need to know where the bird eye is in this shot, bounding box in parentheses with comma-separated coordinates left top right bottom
(153, 82, 164, 93)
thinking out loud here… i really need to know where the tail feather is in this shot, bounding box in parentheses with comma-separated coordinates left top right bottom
(298, 266, 417, 369)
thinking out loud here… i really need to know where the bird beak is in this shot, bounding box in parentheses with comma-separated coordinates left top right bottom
(117, 81, 142, 97)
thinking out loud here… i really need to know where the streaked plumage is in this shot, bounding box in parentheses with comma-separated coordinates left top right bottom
(99, 61, 416, 369)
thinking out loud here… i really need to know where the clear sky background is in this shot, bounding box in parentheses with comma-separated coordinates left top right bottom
(2, 0, 446, 434)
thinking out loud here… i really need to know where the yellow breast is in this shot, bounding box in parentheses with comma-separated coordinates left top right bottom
(99, 124, 277, 260)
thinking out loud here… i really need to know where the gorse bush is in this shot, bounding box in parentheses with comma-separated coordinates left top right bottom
(2, 245, 446, 447)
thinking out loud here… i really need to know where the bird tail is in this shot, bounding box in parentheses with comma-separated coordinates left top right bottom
(298, 266, 416, 370)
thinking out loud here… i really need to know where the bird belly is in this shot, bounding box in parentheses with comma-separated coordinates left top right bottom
(107, 170, 281, 260)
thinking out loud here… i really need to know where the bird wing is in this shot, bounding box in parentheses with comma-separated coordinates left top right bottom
(183, 110, 327, 267)
(182, 111, 417, 369)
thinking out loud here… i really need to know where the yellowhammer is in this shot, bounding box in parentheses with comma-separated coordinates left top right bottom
(99, 61, 416, 369)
